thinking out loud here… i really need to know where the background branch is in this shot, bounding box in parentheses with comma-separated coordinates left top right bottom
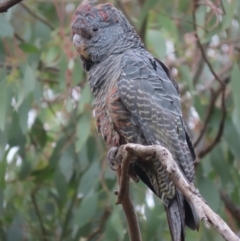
(192, 0, 224, 87)
(197, 88, 226, 158)
(20, 2, 55, 30)
(220, 191, 240, 224)
(86, 207, 112, 241)
(0, 0, 23, 12)
(31, 190, 48, 241)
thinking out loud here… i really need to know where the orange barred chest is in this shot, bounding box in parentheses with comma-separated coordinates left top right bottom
(94, 83, 135, 147)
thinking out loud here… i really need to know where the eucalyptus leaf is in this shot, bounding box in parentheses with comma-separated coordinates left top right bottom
(73, 192, 98, 228)
(230, 64, 240, 134)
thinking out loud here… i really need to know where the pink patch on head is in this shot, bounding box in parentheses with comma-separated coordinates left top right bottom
(77, 3, 91, 12)
(98, 10, 109, 22)
(71, 4, 92, 24)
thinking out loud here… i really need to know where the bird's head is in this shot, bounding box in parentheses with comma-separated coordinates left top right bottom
(71, 1, 141, 69)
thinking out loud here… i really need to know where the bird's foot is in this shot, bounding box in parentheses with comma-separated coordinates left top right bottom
(107, 146, 139, 183)
(107, 146, 122, 171)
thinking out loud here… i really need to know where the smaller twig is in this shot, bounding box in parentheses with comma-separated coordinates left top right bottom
(20, 2, 55, 30)
(60, 174, 81, 241)
(115, 0, 137, 30)
(193, 0, 224, 87)
(137, 0, 148, 44)
(193, 53, 204, 85)
(198, 87, 226, 158)
(154, 9, 209, 32)
(86, 207, 112, 240)
(14, 32, 25, 43)
(194, 88, 219, 147)
(194, 76, 229, 149)
(139, 16, 147, 44)
(0, 0, 23, 13)
(220, 191, 240, 224)
(31, 190, 48, 241)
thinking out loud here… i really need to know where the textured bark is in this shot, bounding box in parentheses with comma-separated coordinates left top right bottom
(116, 143, 240, 241)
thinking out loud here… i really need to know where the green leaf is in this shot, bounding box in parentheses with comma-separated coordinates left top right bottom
(77, 84, 92, 114)
(72, 61, 83, 85)
(0, 188, 3, 216)
(33, 21, 51, 42)
(49, 135, 68, 168)
(59, 151, 74, 182)
(18, 98, 31, 134)
(7, 215, 24, 241)
(210, 146, 231, 187)
(54, 169, 67, 206)
(139, 0, 158, 26)
(223, 117, 240, 160)
(158, 14, 178, 42)
(0, 152, 8, 188)
(230, 64, 240, 134)
(76, 113, 91, 152)
(23, 64, 37, 97)
(144, 204, 164, 239)
(19, 43, 38, 53)
(0, 16, 13, 38)
(0, 130, 7, 148)
(179, 65, 193, 92)
(198, 178, 220, 212)
(110, 208, 124, 239)
(78, 161, 99, 196)
(221, 0, 236, 31)
(195, 5, 207, 38)
(30, 118, 47, 149)
(73, 192, 98, 228)
(0, 81, 9, 131)
(8, 112, 26, 153)
(146, 30, 166, 59)
(19, 159, 32, 180)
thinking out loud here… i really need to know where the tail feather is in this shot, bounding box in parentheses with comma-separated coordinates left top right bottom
(165, 190, 199, 241)
(184, 198, 200, 230)
(165, 191, 185, 241)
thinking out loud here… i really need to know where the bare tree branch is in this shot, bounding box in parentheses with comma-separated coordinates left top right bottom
(198, 87, 226, 158)
(192, 0, 224, 87)
(115, 152, 142, 241)
(115, 143, 240, 241)
(220, 191, 240, 223)
(0, 0, 23, 13)
(192, 0, 228, 157)
(193, 87, 220, 148)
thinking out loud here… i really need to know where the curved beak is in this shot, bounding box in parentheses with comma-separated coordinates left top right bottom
(72, 34, 90, 60)
(73, 34, 82, 50)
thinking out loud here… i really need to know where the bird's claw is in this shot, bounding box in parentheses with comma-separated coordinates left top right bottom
(107, 146, 122, 171)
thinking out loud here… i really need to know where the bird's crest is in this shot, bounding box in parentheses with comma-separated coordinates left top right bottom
(71, 0, 119, 26)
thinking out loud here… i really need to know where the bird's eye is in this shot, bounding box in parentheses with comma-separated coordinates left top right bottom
(92, 26, 99, 32)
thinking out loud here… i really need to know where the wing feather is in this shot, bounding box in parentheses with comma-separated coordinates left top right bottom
(118, 50, 195, 182)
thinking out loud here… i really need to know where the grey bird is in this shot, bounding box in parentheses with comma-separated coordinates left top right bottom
(71, 2, 199, 240)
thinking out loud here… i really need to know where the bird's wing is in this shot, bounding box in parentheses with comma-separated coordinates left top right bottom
(118, 50, 195, 183)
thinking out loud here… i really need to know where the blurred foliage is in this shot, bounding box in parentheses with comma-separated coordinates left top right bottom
(0, 0, 240, 241)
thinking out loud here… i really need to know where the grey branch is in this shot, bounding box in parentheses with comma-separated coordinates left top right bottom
(115, 143, 240, 241)
(116, 163, 142, 241)
(0, 0, 23, 13)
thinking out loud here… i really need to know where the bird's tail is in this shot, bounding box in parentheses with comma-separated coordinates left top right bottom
(165, 190, 199, 241)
